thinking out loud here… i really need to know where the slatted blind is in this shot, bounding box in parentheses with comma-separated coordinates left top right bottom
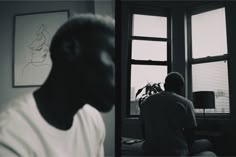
(191, 8, 229, 113)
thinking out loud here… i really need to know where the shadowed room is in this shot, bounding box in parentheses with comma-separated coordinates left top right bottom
(120, 1, 236, 156)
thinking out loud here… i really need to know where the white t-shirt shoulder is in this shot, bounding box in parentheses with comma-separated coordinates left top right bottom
(0, 93, 105, 157)
(76, 104, 105, 157)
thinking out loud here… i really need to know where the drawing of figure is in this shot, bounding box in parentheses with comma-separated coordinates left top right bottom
(23, 24, 51, 72)
(21, 24, 52, 85)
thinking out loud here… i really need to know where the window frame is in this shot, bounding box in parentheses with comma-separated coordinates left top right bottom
(126, 7, 171, 117)
(186, 3, 231, 117)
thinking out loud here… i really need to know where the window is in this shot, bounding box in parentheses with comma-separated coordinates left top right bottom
(189, 7, 230, 114)
(129, 13, 170, 116)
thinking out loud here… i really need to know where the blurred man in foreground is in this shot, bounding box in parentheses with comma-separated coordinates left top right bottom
(0, 14, 115, 157)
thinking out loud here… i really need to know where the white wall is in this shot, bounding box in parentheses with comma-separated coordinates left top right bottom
(0, 1, 115, 156)
(94, 0, 115, 156)
(0, 1, 93, 105)
(94, 0, 115, 18)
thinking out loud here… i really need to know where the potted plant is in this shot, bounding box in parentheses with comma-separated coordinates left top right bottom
(135, 82, 163, 108)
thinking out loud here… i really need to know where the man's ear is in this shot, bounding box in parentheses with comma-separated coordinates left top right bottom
(62, 39, 81, 62)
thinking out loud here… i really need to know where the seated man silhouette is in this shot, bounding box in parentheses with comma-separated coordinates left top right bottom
(140, 72, 216, 156)
(0, 14, 114, 157)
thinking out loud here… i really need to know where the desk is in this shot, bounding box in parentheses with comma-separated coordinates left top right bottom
(194, 130, 223, 145)
(195, 130, 222, 137)
(121, 137, 144, 156)
(121, 137, 219, 157)
(194, 130, 223, 156)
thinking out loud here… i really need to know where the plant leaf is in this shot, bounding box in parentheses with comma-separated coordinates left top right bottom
(135, 86, 145, 98)
(146, 84, 151, 95)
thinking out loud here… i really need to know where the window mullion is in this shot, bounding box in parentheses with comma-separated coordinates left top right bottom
(131, 60, 167, 65)
(130, 36, 167, 42)
(191, 54, 228, 64)
(128, 12, 169, 116)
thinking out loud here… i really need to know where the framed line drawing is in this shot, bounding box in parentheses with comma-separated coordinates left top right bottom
(13, 10, 69, 87)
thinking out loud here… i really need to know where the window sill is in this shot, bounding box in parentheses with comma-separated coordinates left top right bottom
(196, 113, 231, 120)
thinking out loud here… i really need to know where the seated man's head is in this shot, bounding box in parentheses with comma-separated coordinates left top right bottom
(164, 72, 184, 95)
(49, 14, 115, 112)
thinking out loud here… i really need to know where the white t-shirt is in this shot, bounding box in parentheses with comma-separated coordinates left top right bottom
(0, 93, 105, 157)
(140, 91, 197, 156)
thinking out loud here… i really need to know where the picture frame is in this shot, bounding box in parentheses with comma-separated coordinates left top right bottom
(13, 10, 69, 87)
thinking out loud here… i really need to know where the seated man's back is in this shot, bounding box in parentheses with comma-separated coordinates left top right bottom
(140, 75, 197, 156)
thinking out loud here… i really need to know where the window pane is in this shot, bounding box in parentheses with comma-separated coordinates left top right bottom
(130, 65, 167, 115)
(133, 14, 167, 38)
(192, 61, 229, 113)
(132, 40, 167, 61)
(191, 8, 227, 58)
